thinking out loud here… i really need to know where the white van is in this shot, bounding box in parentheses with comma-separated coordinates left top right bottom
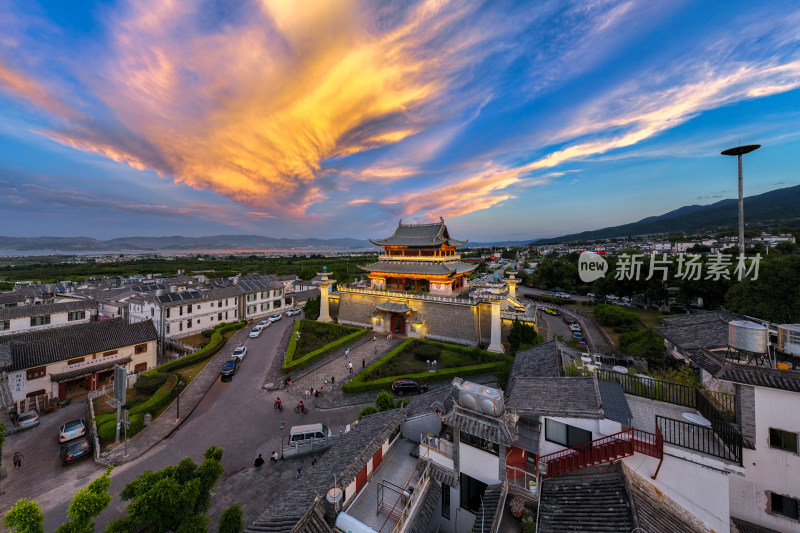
(288, 423, 331, 445)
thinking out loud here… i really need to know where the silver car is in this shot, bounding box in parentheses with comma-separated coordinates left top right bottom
(59, 419, 87, 443)
(14, 410, 40, 430)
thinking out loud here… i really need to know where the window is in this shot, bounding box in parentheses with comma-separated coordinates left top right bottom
(197, 304, 201, 309)
(166, 308, 170, 318)
(68, 311, 86, 321)
(134, 362, 147, 373)
(225, 311, 229, 319)
(218, 313, 222, 321)
(771, 492, 799, 521)
(545, 419, 593, 449)
(459, 473, 487, 513)
(441, 483, 450, 519)
(135, 344, 148, 354)
(67, 357, 85, 366)
(770, 428, 799, 453)
(261, 291, 268, 299)
(247, 293, 256, 302)
(0, 320, 9, 331)
(103, 350, 118, 357)
(150, 308, 154, 317)
(460, 430, 499, 456)
(26, 366, 47, 380)
(247, 305, 256, 315)
(188, 319, 193, 328)
(166, 323, 170, 334)
(261, 303, 269, 311)
(187, 304, 192, 313)
(218, 301, 222, 308)
(179, 306, 183, 316)
(30, 315, 51, 326)
(179, 322, 183, 331)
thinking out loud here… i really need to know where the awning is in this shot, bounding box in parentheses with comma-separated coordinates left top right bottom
(50, 357, 132, 382)
(375, 301, 413, 313)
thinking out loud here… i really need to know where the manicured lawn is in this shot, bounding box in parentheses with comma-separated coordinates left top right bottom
(180, 328, 240, 348)
(293, 320, 361, 358)
(93, 388, 148, 416)
(361, 339, 500, 382)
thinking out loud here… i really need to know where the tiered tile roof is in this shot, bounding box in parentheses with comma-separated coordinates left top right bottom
(370, 219, 467, 248)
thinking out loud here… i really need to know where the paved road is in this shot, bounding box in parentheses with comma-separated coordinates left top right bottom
(0, 316, 363, 532)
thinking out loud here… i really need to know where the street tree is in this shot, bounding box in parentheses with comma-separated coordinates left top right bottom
(106, 446, 225, 533)
(217, 503, 244, 533)
(55, 466, 114, 533)
(3, 498, 45, 533)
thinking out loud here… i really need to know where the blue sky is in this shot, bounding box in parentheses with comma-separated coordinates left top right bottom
(1, 0, 799, 242)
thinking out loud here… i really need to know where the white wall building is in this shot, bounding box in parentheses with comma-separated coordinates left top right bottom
(0, 300, 97, 337)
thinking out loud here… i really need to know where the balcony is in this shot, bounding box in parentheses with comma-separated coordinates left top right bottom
(419, 433, 455, 470)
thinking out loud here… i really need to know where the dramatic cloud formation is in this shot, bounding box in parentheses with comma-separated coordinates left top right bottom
(1, 0, 799, 239)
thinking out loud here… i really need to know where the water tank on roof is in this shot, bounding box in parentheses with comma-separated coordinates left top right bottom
(778, 325, 800, 357)
(335, 512, 379, 533)
(728, 320, 768, 354)
(454, 380, 504, 416)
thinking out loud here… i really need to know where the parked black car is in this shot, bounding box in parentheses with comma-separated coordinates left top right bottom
(391, 377, 427, 395)
(220, 357, 239, 378)
(60, 437, 93, 465)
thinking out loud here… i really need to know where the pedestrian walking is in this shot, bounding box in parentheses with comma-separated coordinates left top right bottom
(331, 376, 335, 384)
(297, 468, 303, 479)
(348, 361, 353, 373)
(373, 335, 377, 342)
(13, 451, 23, 468)
(345, 347, 350, 359)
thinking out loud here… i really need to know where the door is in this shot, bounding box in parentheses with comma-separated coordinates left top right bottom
(356, 466, 368, 493)
(373, 447, 383, 471)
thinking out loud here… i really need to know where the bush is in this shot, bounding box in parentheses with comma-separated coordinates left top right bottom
(343, 361, 505, 394)
(283, 327, 368, 373)
(97, 419, 117, 441)
(133, 374, 168, 395)
(375, 392, 395, 412)
(123, 397, 144, 409)
(413, 343, 441, 361)
(595, 304, 639, 329)
(201, 329, 215, 338)
(358, 406, 378, 420)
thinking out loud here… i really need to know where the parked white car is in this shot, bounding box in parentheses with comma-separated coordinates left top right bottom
(249, 327, 262, 338)
(257, 320, 269, 328)
(232, 346, 247, 360)
(286, 308, 301, 317)
(268, 314, 282, 323)
(59, 419, 87, 443)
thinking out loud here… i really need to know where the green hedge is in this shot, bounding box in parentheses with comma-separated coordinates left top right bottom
(97, 413, 146, 441)
(342, 339, 512, 394)
(283, 327, 368, 373)
(93, 320, 246, 441)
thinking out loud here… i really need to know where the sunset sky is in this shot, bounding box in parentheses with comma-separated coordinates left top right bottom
(1, 0, 799, 242)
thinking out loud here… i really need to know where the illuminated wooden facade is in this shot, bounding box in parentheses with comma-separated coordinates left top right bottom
(360, 219, 478, 296)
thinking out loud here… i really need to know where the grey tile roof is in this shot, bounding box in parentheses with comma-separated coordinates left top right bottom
(359, 260, 476, 276)
(507, 377, 603, 419)
(442, 404, 515, 445)
(596, 379, 633, 426)
(426, 461, 459, 487)
(538, 464, 634, 533)
(730, 517, 783, 533)
(407, 479, 441, 533)
(0, 292, 26, 305)
(0, 300, 97, 320)
(370, 219, 467, 248)
(7, 318, 157, 371)
(715, 358, 800, 392)
(245, 408, 406, 533)
(657, 320, 729, 351)
(404, 386, 456, 419)
(510, 341, 563, 381)
(0, 318, 120, 345)
(50, 357, 132, 382)
(375, 301, 414, 313)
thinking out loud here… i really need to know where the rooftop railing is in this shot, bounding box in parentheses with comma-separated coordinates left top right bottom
(656, 415, 742, 465)
(336, 286, 479, 305)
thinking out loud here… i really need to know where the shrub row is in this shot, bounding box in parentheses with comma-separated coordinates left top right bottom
(93, 320, 247, 440)
(283, 327, 368, 373)
(342, 362, 503, 394)
(342, 339, 511, 394)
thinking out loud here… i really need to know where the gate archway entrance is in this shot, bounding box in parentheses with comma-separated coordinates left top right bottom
(390, 313, 406, 334)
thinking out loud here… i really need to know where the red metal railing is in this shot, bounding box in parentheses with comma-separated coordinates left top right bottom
(536, 427, 663, 479)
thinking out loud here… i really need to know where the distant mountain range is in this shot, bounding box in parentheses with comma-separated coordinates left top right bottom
(535, 184, 800, 244)
(0, 235, 373, 252)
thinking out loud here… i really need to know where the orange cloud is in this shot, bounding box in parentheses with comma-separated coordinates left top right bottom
(0, 57, 75, 119)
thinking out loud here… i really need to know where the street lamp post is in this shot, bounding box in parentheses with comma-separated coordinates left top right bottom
(721, 144, 760, 280)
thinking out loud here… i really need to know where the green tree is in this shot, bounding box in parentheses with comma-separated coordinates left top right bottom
(217, 504, 243, 533)
(106, 447, 225, 533)
(55, 466, 114, 533)
(304, 295, 320, 321)
(3, 498, 45, 533)
(375, 391, 395, 412)
(725, 255, 800, 322)
(358, 405, 378, 420)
